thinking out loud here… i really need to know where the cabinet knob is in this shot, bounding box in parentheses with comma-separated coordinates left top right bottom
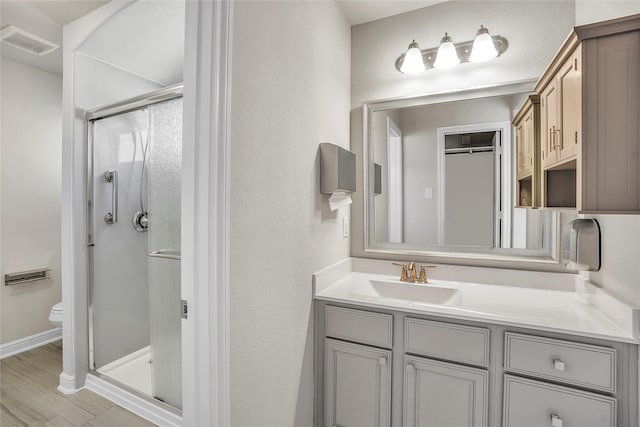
(553, 359, 565, 371)
(551, 414, 563, 427)
(378, 357, 387, 366)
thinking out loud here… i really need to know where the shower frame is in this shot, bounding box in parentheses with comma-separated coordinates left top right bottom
(85, 84, 183, 409)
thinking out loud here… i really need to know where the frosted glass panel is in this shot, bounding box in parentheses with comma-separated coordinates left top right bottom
(147, 97, 182, 408)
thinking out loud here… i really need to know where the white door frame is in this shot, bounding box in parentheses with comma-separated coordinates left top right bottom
(60, 1, 232, 426)
(387, 117, 403, 243)
(436, 121, 511, 246)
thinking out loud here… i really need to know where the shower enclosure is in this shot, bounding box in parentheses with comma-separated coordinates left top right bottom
(87, 86, 183, 410)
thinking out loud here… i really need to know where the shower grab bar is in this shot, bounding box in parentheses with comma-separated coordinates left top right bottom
(148, 250, 181, 261)
(104, 170, 118, 224)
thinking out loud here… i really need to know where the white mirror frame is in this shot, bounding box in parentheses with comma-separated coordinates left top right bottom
(357, 79, 567, 269)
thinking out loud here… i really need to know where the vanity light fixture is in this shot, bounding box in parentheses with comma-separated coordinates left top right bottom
(433, 33, 460, 69)
(469, 25, 499, 63)
(399, 39, 426, 74)
(396, 25, 508, 73)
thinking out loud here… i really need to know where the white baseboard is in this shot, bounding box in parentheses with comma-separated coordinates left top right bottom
(0, 328, 62, 359)
(85, 374, 182, 427)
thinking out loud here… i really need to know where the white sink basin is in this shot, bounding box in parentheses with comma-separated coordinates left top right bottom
(356, 280, 460, 305)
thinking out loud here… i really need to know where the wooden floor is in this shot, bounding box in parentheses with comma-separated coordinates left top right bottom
(1, 342, 156, 427)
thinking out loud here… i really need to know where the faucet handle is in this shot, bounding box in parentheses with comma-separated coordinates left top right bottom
(418, 265, 437, 283)
(392, 262, 409, 282)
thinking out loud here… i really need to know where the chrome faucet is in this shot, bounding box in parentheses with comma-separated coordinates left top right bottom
(393, 262, 437, 283)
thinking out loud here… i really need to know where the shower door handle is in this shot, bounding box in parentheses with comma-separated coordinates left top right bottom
(104, 170, 118, 224)
(148, 250, 181, 260)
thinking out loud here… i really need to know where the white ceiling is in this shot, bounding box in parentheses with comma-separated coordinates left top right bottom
(335, 0, 450, 26)
(29, 0, 110, 26)
(2, 0, 445, 76)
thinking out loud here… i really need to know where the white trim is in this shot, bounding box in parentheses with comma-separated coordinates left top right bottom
(85, 374, 182, 427)
(181, 1, 232, 426)
(387, 117, 403, 243)
(0, 328, 62, 359)
(57, 372, 78, 395)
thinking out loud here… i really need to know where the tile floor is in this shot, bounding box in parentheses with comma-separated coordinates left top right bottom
(0, 342, 156, 426)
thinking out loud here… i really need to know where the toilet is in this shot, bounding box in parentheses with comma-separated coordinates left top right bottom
(49, 302, 63, 328)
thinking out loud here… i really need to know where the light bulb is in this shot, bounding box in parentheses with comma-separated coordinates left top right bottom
(433, 33, 460, 70)
(400, 40, 425, 74)
(469, 25, 498, 63)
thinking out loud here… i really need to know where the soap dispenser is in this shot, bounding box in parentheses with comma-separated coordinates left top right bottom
(561, 218, 600, 271)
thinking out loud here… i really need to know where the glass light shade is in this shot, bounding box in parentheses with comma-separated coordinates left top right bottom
(433, 33, 459, 69)
(469, 26, 498, 63)
(400, 40, 425, 74)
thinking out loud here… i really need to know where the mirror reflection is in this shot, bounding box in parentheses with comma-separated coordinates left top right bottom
(367, 90, 557, 255)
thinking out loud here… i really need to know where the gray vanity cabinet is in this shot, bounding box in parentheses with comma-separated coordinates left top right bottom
(324, 338, 392, 427)
(315, 301, 638, 427)
(404, 355, 488, 427)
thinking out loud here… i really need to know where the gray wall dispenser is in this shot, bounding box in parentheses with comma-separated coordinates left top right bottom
(319, 143, 356, 211)
(562, 218, 600, 271)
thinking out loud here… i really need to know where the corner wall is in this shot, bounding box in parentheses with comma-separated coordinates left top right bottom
(1, 58, 62, 344)
(229, 1, 350, 425)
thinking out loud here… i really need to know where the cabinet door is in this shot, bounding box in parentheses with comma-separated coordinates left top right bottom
(541, 81, 560, 168)
(559, 49, 581, 162)
(522, 108, 535, 176)
(404, 355, 488, 427)
(515, 120, 526, 179)
(325, 338, 391, 427)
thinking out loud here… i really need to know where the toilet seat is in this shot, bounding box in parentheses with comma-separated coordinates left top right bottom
(49, 302, 63, 328)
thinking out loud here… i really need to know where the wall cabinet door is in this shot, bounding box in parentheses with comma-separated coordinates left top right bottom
(541, 81, 560, 168)
(403, 355, 488, 427)
(559, 49, 581, 162)
(515, 121, 526, 179)
(325, 338, 391, 427)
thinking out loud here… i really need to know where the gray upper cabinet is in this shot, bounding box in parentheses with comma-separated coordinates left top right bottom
(404, 355, 488, 427)
(324, 338, 392, 427)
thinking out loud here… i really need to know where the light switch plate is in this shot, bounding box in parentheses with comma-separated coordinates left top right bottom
(425, 188, 433, 199)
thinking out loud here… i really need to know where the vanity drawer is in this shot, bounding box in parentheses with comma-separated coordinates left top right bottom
(325, 305, 393, 348)
(404, 318, 490, 367)
(503, 375, 616, 427)
(504, 332, 616, 393)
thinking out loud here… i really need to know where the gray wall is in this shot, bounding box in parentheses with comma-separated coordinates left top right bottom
(230, 2, 351, 426)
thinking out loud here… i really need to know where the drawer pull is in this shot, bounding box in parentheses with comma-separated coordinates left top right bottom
(553, 359, 565, 371)
(378, 357, 387, 366)
(551, 414, 563, 427)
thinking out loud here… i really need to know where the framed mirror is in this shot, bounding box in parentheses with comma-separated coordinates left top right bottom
(363, 81, 563, 264)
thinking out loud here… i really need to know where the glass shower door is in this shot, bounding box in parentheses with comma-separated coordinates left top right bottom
(89, 94, 183, 410)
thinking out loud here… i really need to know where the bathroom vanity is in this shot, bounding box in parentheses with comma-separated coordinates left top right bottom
(313, 260, 639, 427)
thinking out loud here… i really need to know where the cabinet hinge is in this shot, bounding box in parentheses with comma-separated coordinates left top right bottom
(181, 299, 188, 319)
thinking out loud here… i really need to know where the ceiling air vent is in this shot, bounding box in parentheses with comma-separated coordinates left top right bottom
(0, 25, 59, 56)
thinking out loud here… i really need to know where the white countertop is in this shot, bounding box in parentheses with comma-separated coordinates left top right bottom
(313, 259, 639, 344)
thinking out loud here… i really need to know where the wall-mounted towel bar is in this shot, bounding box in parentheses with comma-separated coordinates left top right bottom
(4, 268, 51, 286)
(148, 250, 181, 261)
